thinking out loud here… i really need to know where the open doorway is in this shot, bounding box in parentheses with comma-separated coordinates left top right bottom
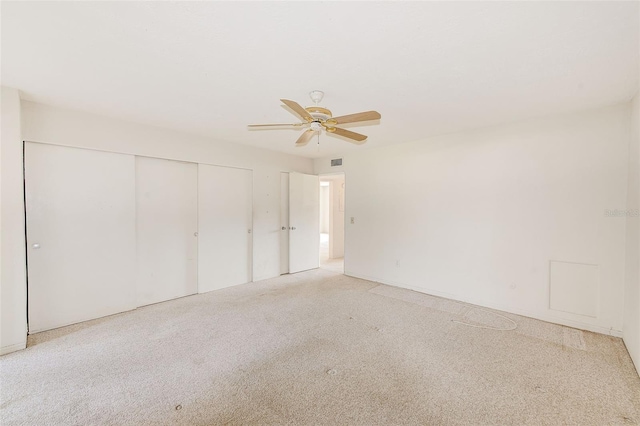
(319, 173, 345, 273)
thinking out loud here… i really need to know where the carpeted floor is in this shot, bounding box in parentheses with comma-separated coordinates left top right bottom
(1, 268, 639, 425)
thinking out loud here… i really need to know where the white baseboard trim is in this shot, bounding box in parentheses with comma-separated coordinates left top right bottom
(346, 271, 623, 338)
(622, 338, 640, 377)
(1, 341, 27, 356)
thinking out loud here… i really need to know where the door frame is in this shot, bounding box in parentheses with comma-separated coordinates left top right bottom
(318, 172, 346, 274)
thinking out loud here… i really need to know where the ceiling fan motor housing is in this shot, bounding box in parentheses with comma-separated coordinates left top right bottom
(306, 106, 332, 122)
(306, 90, 332, 122)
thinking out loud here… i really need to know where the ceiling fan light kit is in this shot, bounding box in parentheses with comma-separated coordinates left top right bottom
(248, 91, 381, 147)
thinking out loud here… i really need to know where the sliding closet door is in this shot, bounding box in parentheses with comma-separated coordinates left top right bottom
(136, 157, 198, 306)
(198, 164, 252, 293)
(25, 143, 137, 333)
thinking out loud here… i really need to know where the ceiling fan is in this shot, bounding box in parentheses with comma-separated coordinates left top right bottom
(248, 91, 381, 147)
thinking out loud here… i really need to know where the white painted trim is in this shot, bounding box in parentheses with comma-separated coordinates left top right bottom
(0, 341, 27, 356)
(346, 271, 624, 338)
(27, 306, 140, 335)
(623, 340, 640, 377)
(24, 140, 254, 172)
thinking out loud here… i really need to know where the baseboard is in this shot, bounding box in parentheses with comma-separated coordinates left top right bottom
(345, 271, 624, 338)
(252, 273, 279, 283)
(0, 341, 27, 356)
(28, 305, 137, 334)
(622, 336, 640, 377)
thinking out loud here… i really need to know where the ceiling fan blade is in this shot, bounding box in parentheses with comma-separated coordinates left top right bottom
(329, 111, 381, 125)
(327, 127, 368, 143)
(281, 99, 314, 122)
(248, 123, 307, 128)
(295, 129, 316, 146)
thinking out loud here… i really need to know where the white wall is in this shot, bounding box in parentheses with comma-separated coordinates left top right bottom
(624, 93, 640, 372)
(21, 101, 313, 284)
(1, 87, 27, 355)
(315, 103, 631, 336)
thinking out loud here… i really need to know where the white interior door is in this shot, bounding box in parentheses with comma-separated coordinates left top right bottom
(25, 143, 137, 333)
(289, 172, 320, 273)
(280, 172, 290, 274)
(136, 157, 198, 306)
(198, 164, 252, 293)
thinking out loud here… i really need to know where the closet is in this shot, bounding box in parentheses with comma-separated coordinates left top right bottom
(24, 142, 253, 332)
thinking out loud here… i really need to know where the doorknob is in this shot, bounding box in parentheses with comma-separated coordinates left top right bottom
(281, 226, 286, 231)
(291, 227, 296, 230)
(32, 243, 41, 249)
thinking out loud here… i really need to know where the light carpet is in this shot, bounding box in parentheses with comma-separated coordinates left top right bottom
(1, 268, 639, 425)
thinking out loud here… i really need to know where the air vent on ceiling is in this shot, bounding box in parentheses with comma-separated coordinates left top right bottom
(331, 158, 343, 167)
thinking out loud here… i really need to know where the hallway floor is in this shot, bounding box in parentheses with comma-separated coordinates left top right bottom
(319, 232, 344, 273)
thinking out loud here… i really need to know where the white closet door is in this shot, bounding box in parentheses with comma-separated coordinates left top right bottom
(198, 164, 252, 293)
(136, 157, 198, 306)
(280, 172, 290, 274)
(25, 143, 136, 333)
(289, 172, 320, 273)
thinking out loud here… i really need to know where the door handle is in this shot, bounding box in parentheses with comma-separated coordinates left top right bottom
(291, 227, 296, 230)
(281, 227, 287, 231)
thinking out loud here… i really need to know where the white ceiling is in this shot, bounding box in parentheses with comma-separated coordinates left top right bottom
(2, 1, 638, 159)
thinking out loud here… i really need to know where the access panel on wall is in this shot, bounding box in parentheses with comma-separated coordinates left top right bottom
(198, 164, 253, 293)
(136, 157, 198, 306)
(25, 142, 137, 333)
(289, 172, 320, 273)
